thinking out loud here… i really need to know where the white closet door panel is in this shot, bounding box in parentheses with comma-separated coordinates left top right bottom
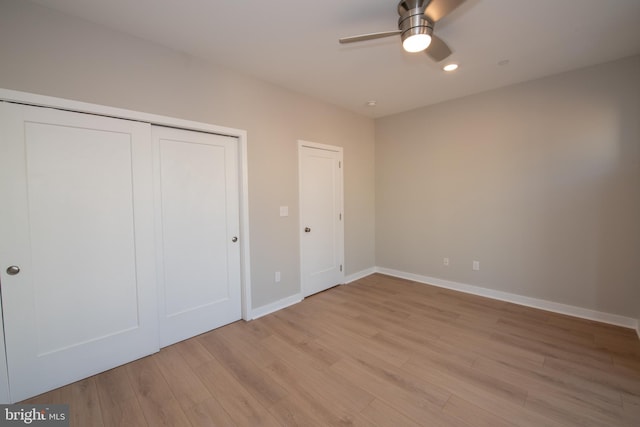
(26, 123, 140, 352)
(0, 103, 158, 402)
(154, 126, 241, 347)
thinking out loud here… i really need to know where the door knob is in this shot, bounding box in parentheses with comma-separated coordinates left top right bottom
(304, 227, 311, 233)
(6, 265, 20, 275)
(231, 236, 238, 242)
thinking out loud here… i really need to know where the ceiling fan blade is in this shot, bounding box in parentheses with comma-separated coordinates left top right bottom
(424, 0, 467, 22)
(426, 34, 452, 62)
(339, 30, 402, 44)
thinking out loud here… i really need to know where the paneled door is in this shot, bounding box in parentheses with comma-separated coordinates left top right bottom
(153, 126, 241, 347)
(299, 142, 344, 297)
(0, 102, 158, 402)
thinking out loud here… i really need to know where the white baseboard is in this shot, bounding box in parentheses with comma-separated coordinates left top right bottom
(249, 293, 303, 320)
(344, 267, 377, 284)
(376, 267, 638, 330)
(245, 267, 639, 338)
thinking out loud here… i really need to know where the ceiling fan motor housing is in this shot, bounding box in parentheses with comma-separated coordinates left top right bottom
(398, 1, 434, 44)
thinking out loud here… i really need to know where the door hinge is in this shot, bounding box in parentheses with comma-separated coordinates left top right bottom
(339, 213, 342, 220)
(340, 264, 343, 272)
(339, 161, 342, 168)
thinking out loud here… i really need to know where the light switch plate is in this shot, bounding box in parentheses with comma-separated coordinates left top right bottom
(279, 206, 288, 217)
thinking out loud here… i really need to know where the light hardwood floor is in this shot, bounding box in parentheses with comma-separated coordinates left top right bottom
(24, 274, 640, 426)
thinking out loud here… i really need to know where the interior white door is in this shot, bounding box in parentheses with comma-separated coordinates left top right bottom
(0, 102, 158, 403)
(153, 126, 241, 347)
(299, 142, 344, 297)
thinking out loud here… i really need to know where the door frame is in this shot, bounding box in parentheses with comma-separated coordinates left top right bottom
(298, 140, 345, 297)
(0, 88, 253, 400)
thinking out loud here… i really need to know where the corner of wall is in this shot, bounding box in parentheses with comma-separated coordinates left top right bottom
(344, 267, 376, 284)
(249, 293, 303, 320)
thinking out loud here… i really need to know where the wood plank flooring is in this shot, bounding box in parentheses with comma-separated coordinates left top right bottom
(23, 274, 640, 426)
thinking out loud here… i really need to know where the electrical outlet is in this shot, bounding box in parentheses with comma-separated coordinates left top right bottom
(473, 261, 480, 271)
(443, 257, 449, 266)
(275, 271, 281, 282)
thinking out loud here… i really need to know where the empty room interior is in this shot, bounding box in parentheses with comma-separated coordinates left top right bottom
(0, 0, 639, 425)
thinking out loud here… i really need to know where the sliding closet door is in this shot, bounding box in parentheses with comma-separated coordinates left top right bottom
(0, 102, 158, 402)
(153, 126, 241, 347)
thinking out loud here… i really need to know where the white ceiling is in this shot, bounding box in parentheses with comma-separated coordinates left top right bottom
(27, 0, 640, 118)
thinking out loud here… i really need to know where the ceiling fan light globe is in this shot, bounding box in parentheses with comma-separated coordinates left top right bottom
(402, 33, 431, 53)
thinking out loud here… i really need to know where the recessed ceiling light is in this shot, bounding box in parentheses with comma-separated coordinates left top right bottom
(443, 63, 459, 72)
(366, 100, 377, 107)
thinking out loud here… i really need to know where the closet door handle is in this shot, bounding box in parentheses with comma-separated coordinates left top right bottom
(6, 265, 20, 275)
(231, 236, 238, 243)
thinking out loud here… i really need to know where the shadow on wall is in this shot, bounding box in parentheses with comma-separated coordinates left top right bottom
(594, 99, 640, 316)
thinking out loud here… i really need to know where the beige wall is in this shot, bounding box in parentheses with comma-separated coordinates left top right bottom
(376, 55, 640, 318)
(0, 0, 376, 310)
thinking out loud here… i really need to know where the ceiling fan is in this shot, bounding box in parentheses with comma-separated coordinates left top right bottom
(339, 0, 466, 62)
